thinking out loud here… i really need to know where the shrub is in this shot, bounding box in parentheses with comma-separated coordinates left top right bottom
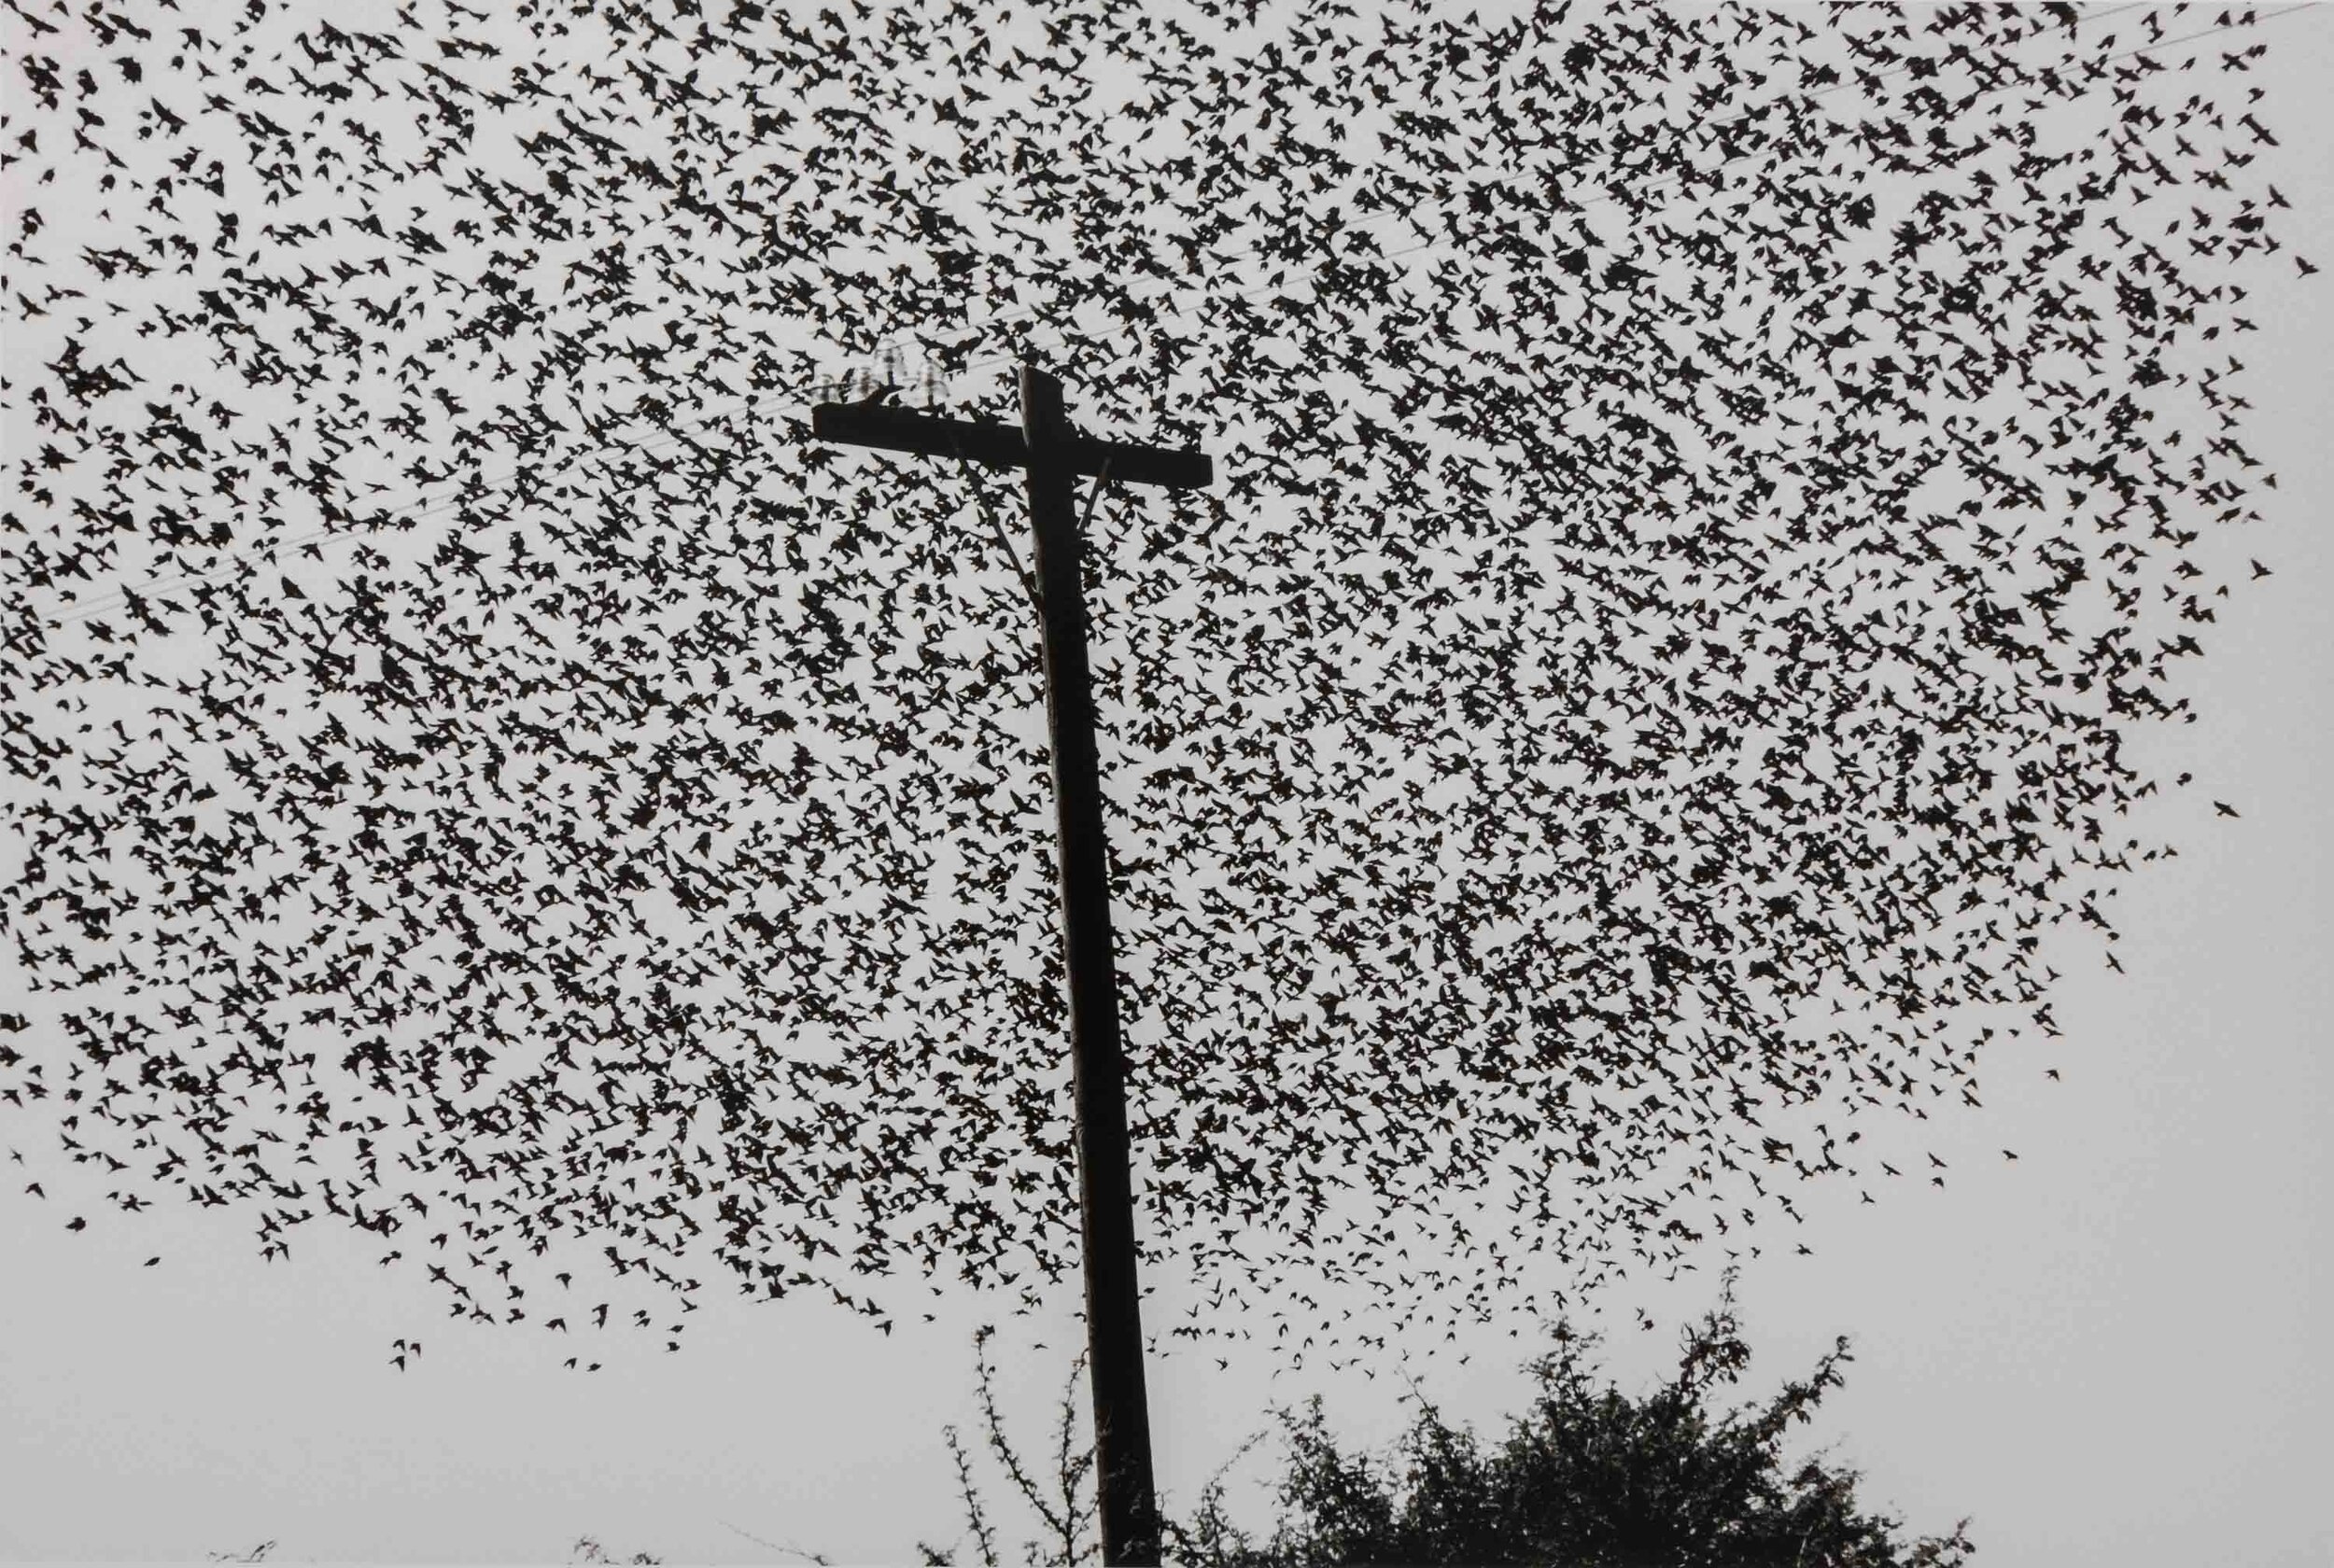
(924, 1277, 1972, 1567)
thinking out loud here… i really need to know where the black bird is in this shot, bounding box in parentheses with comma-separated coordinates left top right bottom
(0, 0, 2300, 1380)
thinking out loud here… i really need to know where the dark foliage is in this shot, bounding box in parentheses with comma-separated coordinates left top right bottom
(919, 1281, 1969, 1567)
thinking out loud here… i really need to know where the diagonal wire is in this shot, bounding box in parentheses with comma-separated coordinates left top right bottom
(952, 430, 1045, 622)
(1077, 456, 1116, 540)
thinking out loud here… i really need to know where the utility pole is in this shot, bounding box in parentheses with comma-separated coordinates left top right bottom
(812, 361, 1212, 1567)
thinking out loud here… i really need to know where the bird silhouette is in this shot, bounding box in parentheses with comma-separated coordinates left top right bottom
(0, 0, 2305, 1376)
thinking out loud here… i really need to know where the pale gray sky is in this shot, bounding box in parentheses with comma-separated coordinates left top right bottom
(4, 6, 2330, 1566)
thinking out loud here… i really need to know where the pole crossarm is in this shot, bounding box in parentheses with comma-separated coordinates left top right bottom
(811, 401, 1214, 491)
(806, 362, 1208, 1567)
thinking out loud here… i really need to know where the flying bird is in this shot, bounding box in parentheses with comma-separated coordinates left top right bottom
(0, 0, 2299, 1379)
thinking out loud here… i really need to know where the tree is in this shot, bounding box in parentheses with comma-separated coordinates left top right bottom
(1, 0, 2312, 1373)
(907, 1280, 1970, 1567)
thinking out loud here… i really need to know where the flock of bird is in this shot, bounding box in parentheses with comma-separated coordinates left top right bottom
(0, 0, 2309, 1371)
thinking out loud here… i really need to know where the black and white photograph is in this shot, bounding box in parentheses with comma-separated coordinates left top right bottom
(4, 3, 2328, 1564)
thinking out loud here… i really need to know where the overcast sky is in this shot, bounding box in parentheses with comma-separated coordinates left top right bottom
(4, 5, 2331, 1567)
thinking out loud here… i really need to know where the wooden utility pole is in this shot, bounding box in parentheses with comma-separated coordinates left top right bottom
(812, 362, 1211, 1567)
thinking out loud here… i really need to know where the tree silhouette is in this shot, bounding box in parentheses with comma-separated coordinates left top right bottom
(903, 1281, 1972, 1566)
(1, 1, 2312, 1366)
